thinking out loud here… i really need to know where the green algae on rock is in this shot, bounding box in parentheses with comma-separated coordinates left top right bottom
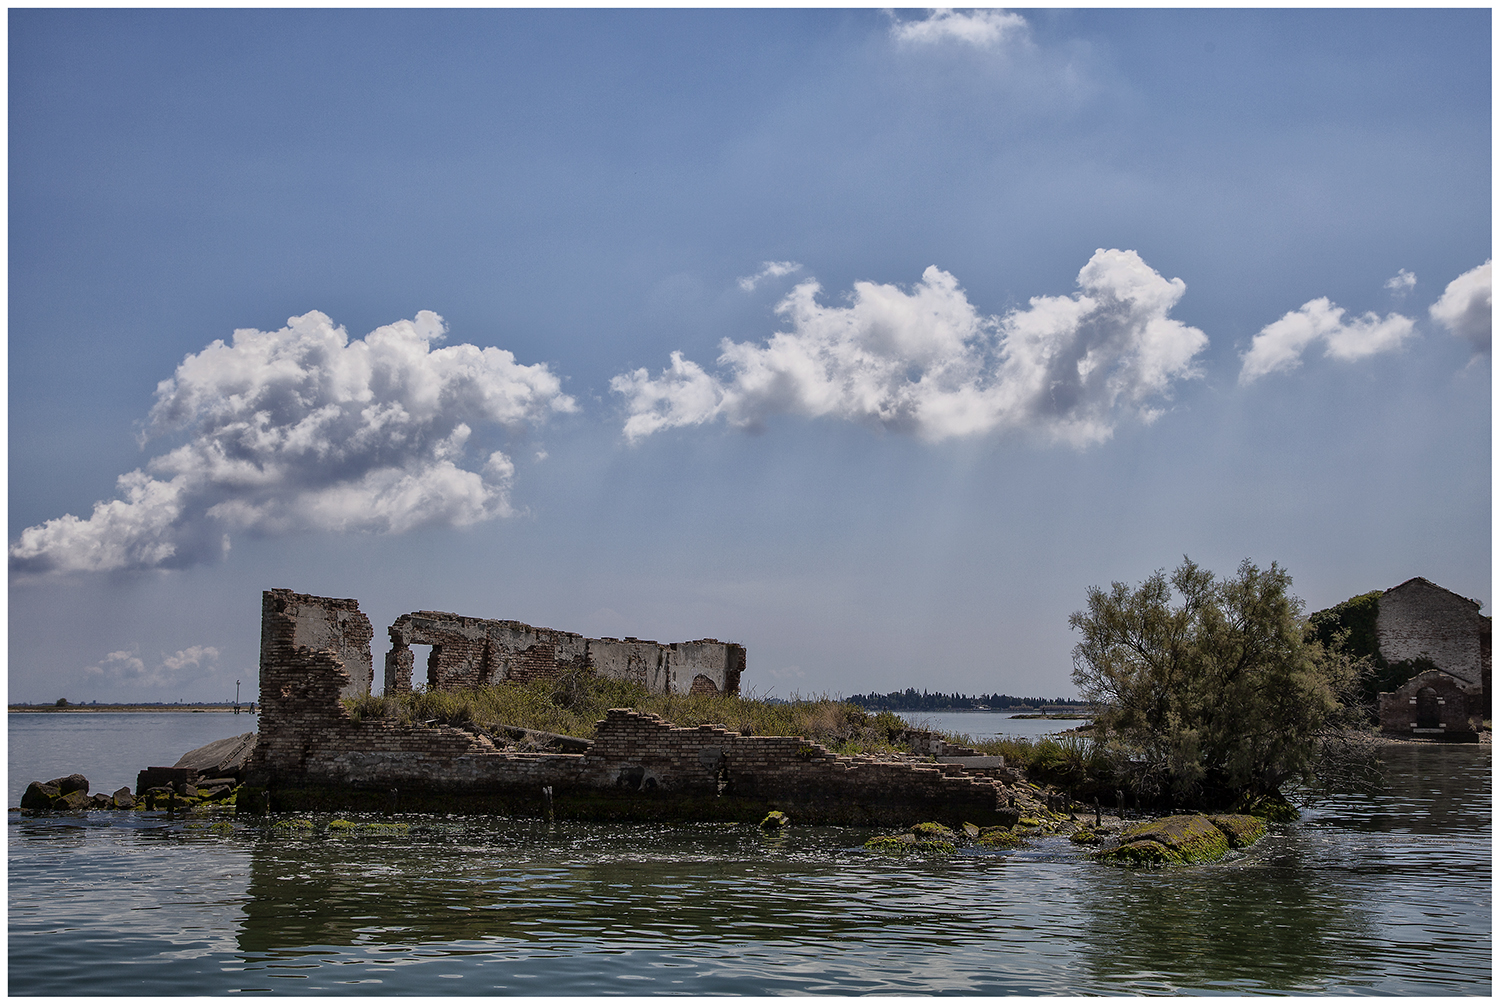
(863, 828, 956, 854)
(1235, 792, 1301, 822)
(975, 826, 1028, 849)
(1091, 813, 1268, 866)
(759, 810, 789, 831)
(1207, 813, 1267, 848)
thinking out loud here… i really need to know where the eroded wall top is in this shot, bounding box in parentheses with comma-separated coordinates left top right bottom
(261, 589, 374, 699)
(385, 610, 744, 696)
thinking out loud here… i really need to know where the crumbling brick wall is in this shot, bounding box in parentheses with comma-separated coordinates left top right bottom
(252, 590, 1008, 825)
(1377, 668, 1485, 738)
(259, 589, 374, 699)
(252, 590, 536, 788)
(580, 709, 1007, 824)
(383, 611, 743, 696)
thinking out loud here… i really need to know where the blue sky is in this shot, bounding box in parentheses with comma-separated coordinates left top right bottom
(9, 8, 1491, 703)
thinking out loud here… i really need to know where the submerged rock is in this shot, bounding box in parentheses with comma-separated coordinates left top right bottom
(759, 810, 789, 831)
(20, 774, 91, 811)
(864, 831, 955, 854)
(1235, 792, 1301, 822)
(1091, 813, 1267, 866)
(975, 826, 1027, 849)
(20, 781, 60, 810)
(51, 789, 91, 811)
(1206, 813, 1267, 848)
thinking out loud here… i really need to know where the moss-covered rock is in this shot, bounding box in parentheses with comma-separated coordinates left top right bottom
(361, 822, 410, 835)
(910, 821, 953, 839)
(975, 826, 1028, 849)
(759, 810, 789, 831)
(864, 831, 955, 854)
(272, 818, 314, 835)
(1069, 827, 1103, 845)
(1091, 814, 1231, 866)
(1236, 792, 1300, 822)
(1207, 813, 1267, 848)
(865, 833, 917, 850)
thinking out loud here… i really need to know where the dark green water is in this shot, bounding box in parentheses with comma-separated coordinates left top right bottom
(8, 719, 1490, 995)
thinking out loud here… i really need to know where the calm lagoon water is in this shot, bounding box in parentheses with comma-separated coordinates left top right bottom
(896, 709, 1089, 742)
(8, 713, 1491, 995)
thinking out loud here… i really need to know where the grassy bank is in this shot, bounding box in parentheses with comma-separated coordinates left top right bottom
(344, 672, 914, 756)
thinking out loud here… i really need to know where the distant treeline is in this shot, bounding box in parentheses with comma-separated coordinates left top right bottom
(844, 689, 1087, 711)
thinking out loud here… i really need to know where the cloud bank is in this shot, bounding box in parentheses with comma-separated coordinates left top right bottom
(612, 249, 1208, 446)
(1239, 298, 1415, 383)
(87, 645, 220, 687)
(890, 8, 1028, 48)
(1429, 260, 1491, 354)
(11, 311, 575, 574)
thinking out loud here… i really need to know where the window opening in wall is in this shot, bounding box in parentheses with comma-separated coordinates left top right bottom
(409, 644, 435, 692)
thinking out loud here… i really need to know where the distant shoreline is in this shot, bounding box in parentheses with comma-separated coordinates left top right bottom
(9, 705, 256, 714)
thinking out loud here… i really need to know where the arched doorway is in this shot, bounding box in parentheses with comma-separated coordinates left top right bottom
(1415, 687, 1441, 729)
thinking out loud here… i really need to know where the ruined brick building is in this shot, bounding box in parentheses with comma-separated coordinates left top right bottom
(1373, 578, 1491, 740)
(383, 609, 744, 697)
(246, 589, 1016, 825)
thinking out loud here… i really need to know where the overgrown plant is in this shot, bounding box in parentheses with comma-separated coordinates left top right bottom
(1069, 557, 1374, 809)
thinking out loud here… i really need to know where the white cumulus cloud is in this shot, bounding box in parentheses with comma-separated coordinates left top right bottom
(1429, 260, 1491, 354)
(12, 310, 575, 574)
(737, 261, 803, 292)
(612, 249, 1208, 446)
(87, 650, 148, 681)
(1384, 269, 1416, 296)
(891, 8, 1028, 48)
(87, 646, 220, 686)
(161, 646, 220, 672)
(1239, 298, 1415, 384)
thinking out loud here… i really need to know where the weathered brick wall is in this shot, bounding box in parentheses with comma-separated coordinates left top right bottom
(262, 588, 373, 698)
(252, 591, 582, 791)
(1378, 669, 1485, 737)
(576, 710, 1008, 825)
(1377, 578, 1489, 687)
(383, 610, 743, 696)
(252, 591, 1009, 824)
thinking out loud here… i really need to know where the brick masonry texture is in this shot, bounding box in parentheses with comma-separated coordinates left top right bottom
(1374, 577, 1491, 738)
(384, 609, 745, 697)
(251, 590, 1013, 826)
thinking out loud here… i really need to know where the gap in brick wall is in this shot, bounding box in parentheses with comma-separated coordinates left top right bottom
(412, 644, 435, 693)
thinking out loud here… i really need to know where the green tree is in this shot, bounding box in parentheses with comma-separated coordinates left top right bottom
(1069, 558, 1366, 808)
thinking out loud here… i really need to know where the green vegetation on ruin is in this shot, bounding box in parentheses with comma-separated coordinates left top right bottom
(344, 672, 916, 756)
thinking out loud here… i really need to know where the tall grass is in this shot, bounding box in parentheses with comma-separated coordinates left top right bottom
(940, 732, 1115, 796)
(343, 672, 915, 755)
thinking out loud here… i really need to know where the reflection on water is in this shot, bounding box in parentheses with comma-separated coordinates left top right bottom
(8, 743, 1490, 995)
